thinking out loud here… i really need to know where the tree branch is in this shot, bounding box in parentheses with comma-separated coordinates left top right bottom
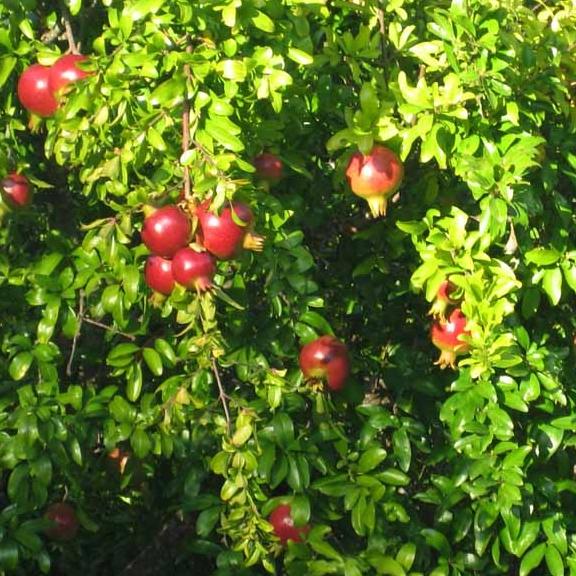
(212, 358, 231, 434)
(376, 3, 388, 87)
(66, 290, 85, 376)
(82, 317, 137, 341)
(61, 2, 79, 53)
(182, 44, 193, 200)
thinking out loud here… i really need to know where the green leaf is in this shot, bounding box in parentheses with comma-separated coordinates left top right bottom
(147, 127, 167, 152)
(396, 543, 416, 571)
(67, 0, 83, 15)
(126, 362, 143, 402)
(298, 311, 333, 335)
(252, 10, 275, 33)
(150, 76, 185, 108)
(358, 447, 388, 474)
(542, 268, 562, 305)
(421, 528, 451, 557)
(109, 395, 137, 423)
(9, 352, 34, 381)
(287, 47, 314, 65)
(205, 118, 244, 152)
(219, 60, 247, 81)
(0, 541, 19, 570)
(378, 468, 410, 486)
(271, 413, 294, 446)
(142, 347, 163, 376)
(128, 0, 165, 20)
(232, 425, 252, 447)
(563, 265, 576, 293)
(196, 507, 221, 538)
(0, 56, 16, 88)
(486, 405, 514, 440)
(519, 543, 546, 576)
(359, 83, 379, 119)
(30, 456, 52, 486)
(154, 339, 177, 364)
(68, 436, 83, 466)
(131, 427, 151, 458)
(525, 248, 561, 266)
(545, 545, 564, 576)
(392, 428, 411, 472)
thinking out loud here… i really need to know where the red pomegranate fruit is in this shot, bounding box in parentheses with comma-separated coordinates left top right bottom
(430, 308, 470, 369)
(1, 173, 32, 208)
(44, 502, 79, 541)
(269, 504, 309, 545)
(17, 64, 58, 117)
(345, 144, 404, 217)
(141, 205, 191, 257)
(253, 153, 283, 183)
(196, 201, 264, 260)
(299, 335, 350, 392)
(144, 256, 175, 295)
(172, 248, 215, 292)
(49, 54, 90, 96)
(429, 280, 458, 320)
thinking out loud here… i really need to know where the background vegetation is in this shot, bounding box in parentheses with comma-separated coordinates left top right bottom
(1, 0, 576, 574)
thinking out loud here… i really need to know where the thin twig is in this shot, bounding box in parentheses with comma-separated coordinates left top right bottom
(182, 44, 193, 200)
(61, 3, 79, 54)
(83, 317, 137, 341)
(66, 291, 85, 377)
(376, 3, 388, 87)
(211, 358, 231, 434)
(192, 138, 227, 179)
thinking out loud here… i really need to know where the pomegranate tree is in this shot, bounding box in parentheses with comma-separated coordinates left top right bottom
(172, 248, 216, 292)
(269, 504, 309, 545)
(299, 335, 350, 391)
(1, 173, 32, 208)
(430, 308, 470, 369)
(141, 205, 191, 257)
(345, 144, 404, 218)
(196, 201, 264, 260)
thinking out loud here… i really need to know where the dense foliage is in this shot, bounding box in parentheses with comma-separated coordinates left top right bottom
(1, 0, 576, 574)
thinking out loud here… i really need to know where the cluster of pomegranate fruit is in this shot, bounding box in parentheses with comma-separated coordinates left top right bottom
(1, 173, 32, 208)
(142, 201, 264, 296)
(345, 144, 404, 218)
(429, 280, 470, 369)
(18, 54, 89, 117)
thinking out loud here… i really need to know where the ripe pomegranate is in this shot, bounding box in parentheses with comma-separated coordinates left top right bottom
(196, 201, 264, 260)
(141, 205, 191, 257)
(49, 54, 90, 96)
(44, 502, 79, 541)
(253, 153, 283, 183)
(1, 173, 32, 208)
(430, 308, 470, 369)
(429, 280, 458, 320)
(269, 504, 309, 545)
(17, 64, 58, 117)
(144, 256, 175, 295)
(299, 335, 350, 392)
(172, 248, 215, 292)
(345, 144, 404, 217)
